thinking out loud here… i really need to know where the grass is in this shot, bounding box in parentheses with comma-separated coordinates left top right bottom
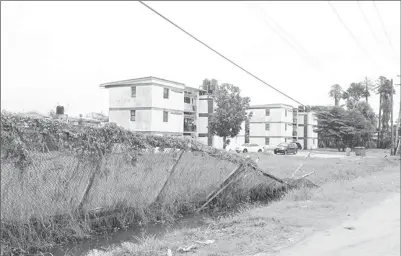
(1, 147, 397, 255)
(0, 148, 277, 255)
(84, 152, 400, 256)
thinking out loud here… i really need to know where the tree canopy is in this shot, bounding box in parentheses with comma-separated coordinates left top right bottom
(314, 104, 376, 150)
(328, 84, 343, 107)
(208, 83, 250, 149)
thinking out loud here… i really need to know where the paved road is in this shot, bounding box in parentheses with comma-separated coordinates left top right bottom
(275, 193, 400, 256)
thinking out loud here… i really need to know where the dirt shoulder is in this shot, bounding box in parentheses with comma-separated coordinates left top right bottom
(273, 193, 400, 256)
(88, 157, 400, 256)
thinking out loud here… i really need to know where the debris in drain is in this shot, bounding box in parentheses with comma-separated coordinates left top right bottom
(177, 244, 197, 253)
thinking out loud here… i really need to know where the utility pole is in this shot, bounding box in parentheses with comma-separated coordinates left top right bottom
(378, 91, 382, 148)
(395, 75, 401, 155)
(390, 79, 394, 155)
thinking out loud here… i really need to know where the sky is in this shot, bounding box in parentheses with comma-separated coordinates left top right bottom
(1, 1, 400, 117)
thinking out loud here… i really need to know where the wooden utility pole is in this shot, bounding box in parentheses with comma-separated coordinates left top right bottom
(390, 79, 394, 155)
(378, 92, 382, 148)
(395, 75, 401, 155)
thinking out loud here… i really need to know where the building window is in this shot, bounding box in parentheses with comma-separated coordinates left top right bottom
(265, 109, 270, 116)
(130, 110, 136, 121)
(184, 96, 190, 104)
(163, 111, 168, 122)
(131, 86, 136, 98)
(285, 124, 287, 131)
(285, 109, 287, 117)
(285, 138, 288, 143)
(265, 123, 270, 131)
(163, 88, 169, 99)
(265, 138, 270, 145)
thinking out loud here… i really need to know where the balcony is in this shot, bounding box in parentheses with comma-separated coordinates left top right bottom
(184, 124, 197, 132)
(184, 103, 197, 112)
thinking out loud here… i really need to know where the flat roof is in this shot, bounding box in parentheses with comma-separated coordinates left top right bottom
(100, 76, 186, 88)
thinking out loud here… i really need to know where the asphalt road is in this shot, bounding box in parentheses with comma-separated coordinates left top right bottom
(275, 193, 400, 256)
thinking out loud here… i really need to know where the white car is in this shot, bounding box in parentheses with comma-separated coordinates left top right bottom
(235, 143, 265, 153)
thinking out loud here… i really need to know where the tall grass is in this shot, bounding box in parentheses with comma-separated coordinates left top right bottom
(1, 147, 282, 255)
(2, 144, 389, 254)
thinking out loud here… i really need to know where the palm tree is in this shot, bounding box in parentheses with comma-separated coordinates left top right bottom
(361, 77, 374, 103)
(377, 76, 395, 148)
(329, 84, 343, 107)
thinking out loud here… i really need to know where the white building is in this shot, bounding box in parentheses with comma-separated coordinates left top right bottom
(100, 76, 245, 149)
(296, 111, 319, 150)
(248, 104, 318, 149)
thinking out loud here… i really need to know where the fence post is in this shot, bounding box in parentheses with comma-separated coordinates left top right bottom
(197, 164, 246, 213)
(77, 147, 103, 213)
(153, 149, 185, 204)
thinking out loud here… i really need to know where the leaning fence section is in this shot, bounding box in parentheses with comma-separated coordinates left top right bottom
(0, 112, 286, 254)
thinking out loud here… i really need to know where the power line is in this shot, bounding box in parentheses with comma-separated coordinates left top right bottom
(373, 1, 398, 57)
(357, 1, 380, 45)
(328, 2, 370, 57)
(328, 1, 382, 71)
(138, 1, 305, 106)
(255, 4, 339, 82)
(256, 8, 307, 60)
(261, 6, 310, 57)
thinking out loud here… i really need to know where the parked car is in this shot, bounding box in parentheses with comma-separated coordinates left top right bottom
(235, 143, 264, 153)
(274, 142, 298, 155)
(294, 142, 303, 150)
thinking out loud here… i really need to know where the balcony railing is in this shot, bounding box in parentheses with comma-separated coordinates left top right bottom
(184, 125, 197, 132)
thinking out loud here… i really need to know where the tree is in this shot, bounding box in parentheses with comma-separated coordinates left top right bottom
(245, 111, 253, 143)
(377, 76, 395, 148)
(314, 106, 348, 151)
(342, 82, 367, 110)
(355, 101, 376, 127)
(314, 105, 376, 150)
(329, 84, 343, 107)
(361, 77, 374, 103)
(209, 83, 250, 149)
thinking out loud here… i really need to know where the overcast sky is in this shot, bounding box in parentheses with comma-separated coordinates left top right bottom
(1, 1, 400, 117)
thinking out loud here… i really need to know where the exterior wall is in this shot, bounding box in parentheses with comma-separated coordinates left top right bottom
(248, 104, 294, 148)
(150, 109, 184, 134)
(296, 112, 318, 149)
(109, 86, 153, 108)
(109, 109, 152, 131)
(106, 77, 187, 135)
(151, 85, 184, 111)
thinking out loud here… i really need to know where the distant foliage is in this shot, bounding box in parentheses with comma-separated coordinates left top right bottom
(314, 105, 376, 150)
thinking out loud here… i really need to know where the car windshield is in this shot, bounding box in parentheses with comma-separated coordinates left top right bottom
(278, 143, 288, 146)
(241, 144, 249, 147)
